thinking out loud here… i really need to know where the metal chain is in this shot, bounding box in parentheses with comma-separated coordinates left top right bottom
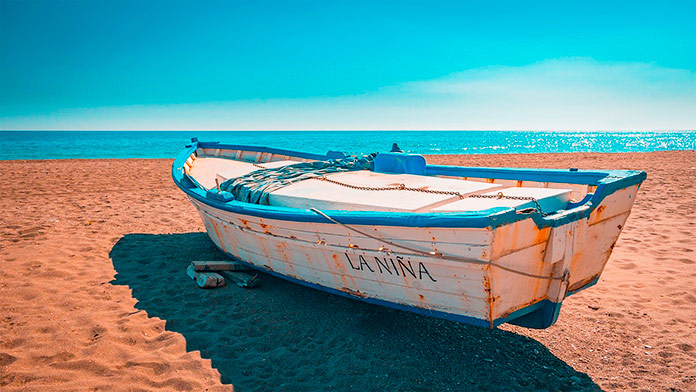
(313, 176, 548, 216)
(469, 193, 549, 217)
(314, 176, 464, 196)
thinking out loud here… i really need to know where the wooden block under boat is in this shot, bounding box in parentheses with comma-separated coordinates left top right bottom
(186, 264, 227, 288)
(191, 260, 251, 272)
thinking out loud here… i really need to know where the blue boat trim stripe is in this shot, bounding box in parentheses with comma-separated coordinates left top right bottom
(425, 164, 610, 185)
(197, 141, 331, 161)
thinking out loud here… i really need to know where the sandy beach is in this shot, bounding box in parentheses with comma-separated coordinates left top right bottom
(1, 151, 694, 391)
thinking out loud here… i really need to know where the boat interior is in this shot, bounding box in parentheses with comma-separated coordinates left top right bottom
(183, 146, 597, 215)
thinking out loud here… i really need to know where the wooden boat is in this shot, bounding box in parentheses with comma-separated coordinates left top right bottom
(172, 138, 646, 329)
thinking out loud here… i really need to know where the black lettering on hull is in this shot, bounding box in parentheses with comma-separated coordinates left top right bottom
(358, 255, 374, 272)
(397, 256, 417, 279)
(374, 257, 392, 274)
(345, 253, 360, 270)
(418, 262, 437, 282)
(343, 253, 436, 282)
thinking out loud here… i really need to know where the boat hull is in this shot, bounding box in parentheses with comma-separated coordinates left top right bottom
(188, 181, 639, 328)
(172, 140, 646, 329)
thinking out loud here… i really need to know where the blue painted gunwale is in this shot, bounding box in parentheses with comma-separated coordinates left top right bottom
(172, 140, 647, 230)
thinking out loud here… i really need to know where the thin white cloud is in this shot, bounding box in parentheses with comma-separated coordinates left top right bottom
(2, 58, 695, 130)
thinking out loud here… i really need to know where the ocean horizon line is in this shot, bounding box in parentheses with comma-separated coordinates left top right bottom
(2, 129, 695, 132)
(2, 130, 694, 160)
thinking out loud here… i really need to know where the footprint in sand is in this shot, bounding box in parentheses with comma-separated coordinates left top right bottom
(34, 351, 76, 364)
(123, 360, 171, 376)
(89, 326, 107, 343)
(0, 352, 17, 366)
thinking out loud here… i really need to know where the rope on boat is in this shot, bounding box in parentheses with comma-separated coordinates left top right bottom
(309, 207, 565, 281)
(219, 154, 376, 205)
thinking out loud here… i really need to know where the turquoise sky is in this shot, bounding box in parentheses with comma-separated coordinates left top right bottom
(1, 0, 695, 130)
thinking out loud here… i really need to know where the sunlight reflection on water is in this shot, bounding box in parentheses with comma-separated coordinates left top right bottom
(1, 130, 694, 160)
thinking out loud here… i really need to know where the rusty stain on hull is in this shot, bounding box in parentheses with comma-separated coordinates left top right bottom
(239, 219, 250, 229)
(483, 267, 494, 328)
(568, 273, 601, 292)
(210, 220, 228, 252)
(531, 272, 542, 298)
(535, 227, 551, 244)
(341, 287, 368, 298)
(591, 204, 607, 224)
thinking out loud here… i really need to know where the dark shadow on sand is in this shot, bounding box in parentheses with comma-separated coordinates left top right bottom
(110, 232, 600, 392)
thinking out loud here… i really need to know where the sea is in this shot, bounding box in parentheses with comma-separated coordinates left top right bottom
(1, 130, 694, 160)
